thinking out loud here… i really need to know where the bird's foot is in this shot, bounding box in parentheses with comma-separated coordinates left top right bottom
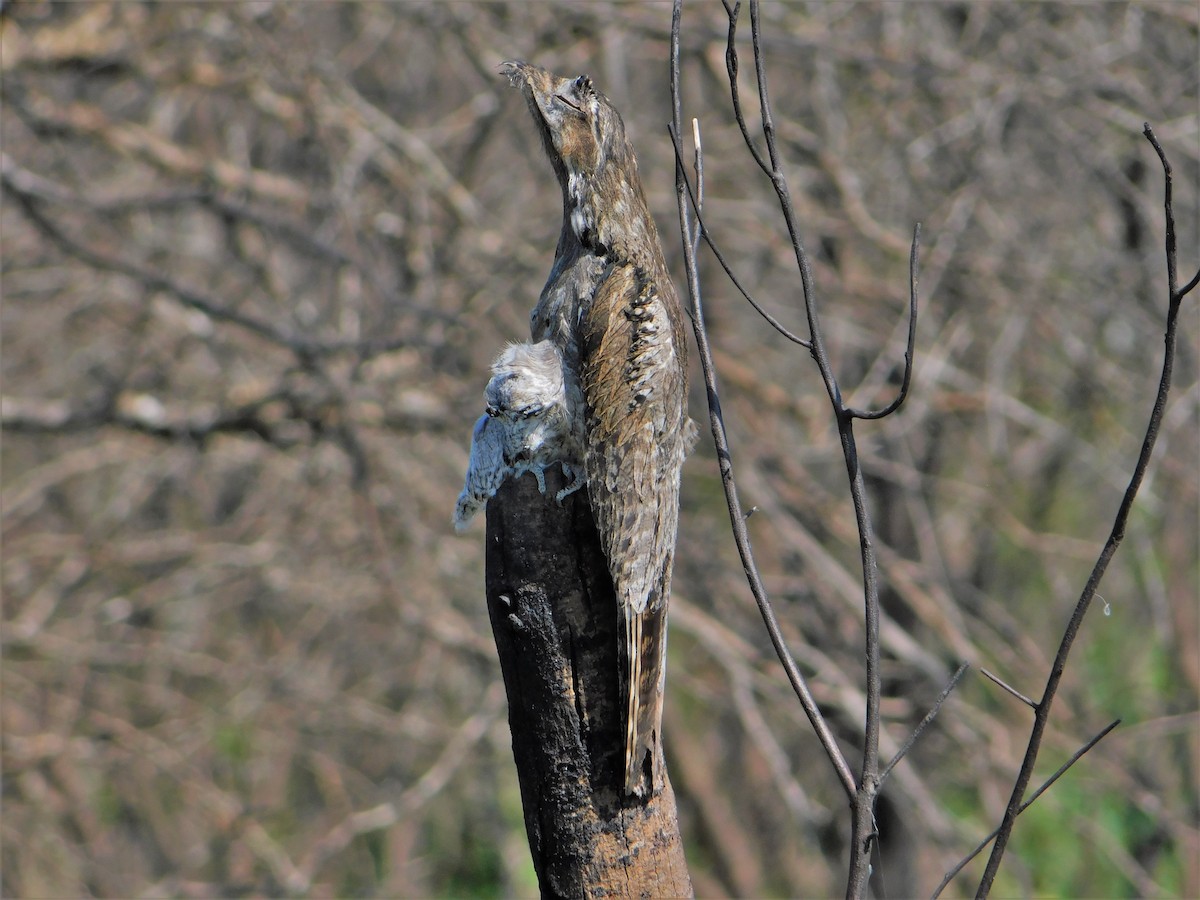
(555, 464, 586, 503)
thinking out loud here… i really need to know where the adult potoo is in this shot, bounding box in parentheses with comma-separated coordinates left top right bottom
(503, 61, 691, 798)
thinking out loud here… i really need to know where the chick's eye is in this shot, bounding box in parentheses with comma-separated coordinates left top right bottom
(557, 93, 582, 112)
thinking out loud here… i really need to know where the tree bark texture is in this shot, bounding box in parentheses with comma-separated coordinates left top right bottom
(485, 468, 693, 899)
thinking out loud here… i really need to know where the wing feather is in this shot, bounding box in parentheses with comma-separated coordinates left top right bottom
(579, 261, 686, 795)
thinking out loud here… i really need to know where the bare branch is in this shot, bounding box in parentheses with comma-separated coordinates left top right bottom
(690, 117, 703, 250)
(731, 7, 891, 895)
(1181, 268, 1200, 298)
(748, 0, 781, 176)
(1143, 124, 1200, 303)
(3, 171, 299, 351)
(1, 393, 295, 448)
(880, 661, 968, 784)
(934, 719, 1121, 898)
(978, 667, 1038, 711)
(973, 124, 1194, 898)
(844, 224, 921, 421)
(684, 5, 930, 894)
(1, 155, 412, 361)
(667, 122, 811, 347)
(721, 1, 772, 179)
(670, 0, 857, 802)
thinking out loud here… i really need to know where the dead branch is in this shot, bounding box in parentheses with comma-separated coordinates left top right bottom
(970, 123, 1198, 899)
(673, 2, 934, 895)
(485, 470, 692, 897)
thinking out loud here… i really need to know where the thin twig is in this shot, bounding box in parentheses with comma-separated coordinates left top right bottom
(749, 0, 780, 176)
(978, 668, 1038, 710)
(667, 123, 810, 347)
(1142, 125, 1200, 302)
(973, 123, 1195, 898)
(844, 224, 921, 421)
(690, 117, 703, 250)
(721, 0, 771, 179)
(727, 1, 831, 390)
(933, 719, 1121, 898)
(880, 662, 968, 784)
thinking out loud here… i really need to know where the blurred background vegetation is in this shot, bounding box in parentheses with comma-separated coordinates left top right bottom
(1, 2, 1196, 897)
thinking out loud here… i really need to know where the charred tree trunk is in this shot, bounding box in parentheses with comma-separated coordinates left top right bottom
(485, 468, 692, 898)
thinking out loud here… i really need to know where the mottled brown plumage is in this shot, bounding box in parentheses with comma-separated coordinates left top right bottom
(502, 61, 690, 797)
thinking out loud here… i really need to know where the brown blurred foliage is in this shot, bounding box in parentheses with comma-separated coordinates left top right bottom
(2, 2, 1196, 897)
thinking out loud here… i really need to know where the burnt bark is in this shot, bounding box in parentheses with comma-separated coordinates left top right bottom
(485, 467, 692, 899)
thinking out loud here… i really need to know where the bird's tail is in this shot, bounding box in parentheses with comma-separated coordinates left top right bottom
(622, 599, 668, 797)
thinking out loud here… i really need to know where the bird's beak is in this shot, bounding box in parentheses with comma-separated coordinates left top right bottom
(500, 60, 559, 105)
(500, 60, 536, 91)
(499, 59, 526, 84)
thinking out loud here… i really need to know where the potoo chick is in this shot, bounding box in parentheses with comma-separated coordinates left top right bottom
(454, 340, 583, 532)
(502, 61, 691, 798)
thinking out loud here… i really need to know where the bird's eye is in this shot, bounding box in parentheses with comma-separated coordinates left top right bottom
(557, 93, 582, 112)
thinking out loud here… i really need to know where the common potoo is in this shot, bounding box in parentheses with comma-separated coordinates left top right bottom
(503, 61, 691, 798)
(454, 340, 583, 532)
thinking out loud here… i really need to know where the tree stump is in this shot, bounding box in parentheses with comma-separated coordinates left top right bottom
(485, 468, 692, 898)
